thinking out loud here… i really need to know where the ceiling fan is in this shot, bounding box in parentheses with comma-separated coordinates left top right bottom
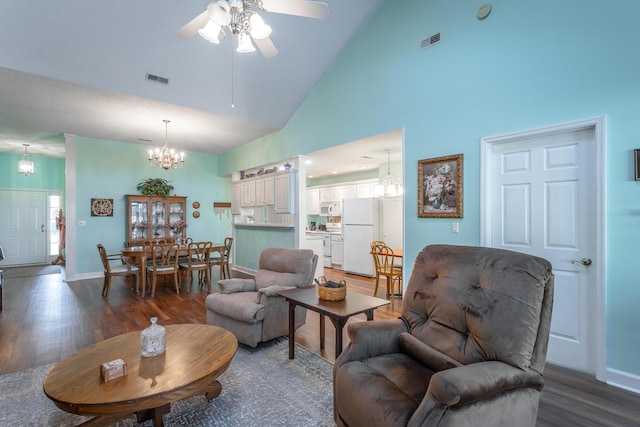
(176, 0, 329, 58)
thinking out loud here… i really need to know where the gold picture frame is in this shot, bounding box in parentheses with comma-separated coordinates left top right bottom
(418, 154, 463, 218)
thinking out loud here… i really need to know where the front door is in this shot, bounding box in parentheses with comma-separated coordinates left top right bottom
(482, 120, 602, 374)
(0, 190, 47, 265)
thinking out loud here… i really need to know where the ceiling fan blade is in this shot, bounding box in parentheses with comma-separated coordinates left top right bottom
(261, 0, 329, 20)
(254, 36, 279, 58)
(175, 10, 210, 39)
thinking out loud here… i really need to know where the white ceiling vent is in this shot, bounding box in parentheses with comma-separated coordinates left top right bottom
(145, 73, 170, 85)
(419, 32, 441, 51)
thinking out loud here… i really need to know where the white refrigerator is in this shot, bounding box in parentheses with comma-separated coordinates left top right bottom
(342, 198, 379, 277)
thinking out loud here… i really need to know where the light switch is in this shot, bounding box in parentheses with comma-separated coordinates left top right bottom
(79, 220, 87, 227)
(451, 222, 459, 233)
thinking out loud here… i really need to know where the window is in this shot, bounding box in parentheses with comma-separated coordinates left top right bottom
(49, 195, 61, 256)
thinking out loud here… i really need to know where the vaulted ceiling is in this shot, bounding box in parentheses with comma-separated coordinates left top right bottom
(0, 0, 385, 170)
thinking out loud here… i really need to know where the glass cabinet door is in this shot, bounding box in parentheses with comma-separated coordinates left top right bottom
(151, 200, 166, 239)
(130, 200, 149, 240)
(168, 201, 185, 239)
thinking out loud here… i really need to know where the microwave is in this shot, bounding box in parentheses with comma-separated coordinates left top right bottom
(319, 202, 339, 216)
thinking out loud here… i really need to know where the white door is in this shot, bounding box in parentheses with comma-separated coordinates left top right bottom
(483, 122, 601, 374)
(0, 190, 47, 265)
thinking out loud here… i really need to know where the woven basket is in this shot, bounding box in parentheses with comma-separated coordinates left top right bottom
(317, 279, 347, 301)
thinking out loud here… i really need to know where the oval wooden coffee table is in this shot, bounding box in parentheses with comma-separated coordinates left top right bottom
(43, 324, 237, 427)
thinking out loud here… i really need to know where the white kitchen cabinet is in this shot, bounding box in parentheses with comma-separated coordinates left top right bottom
(256, 176, 275, 206)
(307, 188, 320, 215)
(339, 184, 356, 201)
(356, 181, 377, 198)
(231, 183, 242, 214)
(319, 186, 338, 203)
(241, 180, 256, 207)
(275, 172, 295, 214)
(264, 176, 275, 206)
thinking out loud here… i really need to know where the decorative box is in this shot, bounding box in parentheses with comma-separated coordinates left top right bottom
(100, 358, 128, 382)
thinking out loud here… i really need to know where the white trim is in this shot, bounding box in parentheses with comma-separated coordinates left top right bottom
(64, 134, 76, 282)
(606, 368, 640, 396)
(233, 265, 257, 276)
(480, 116, 607, 382)
(69, 272, 103, 282)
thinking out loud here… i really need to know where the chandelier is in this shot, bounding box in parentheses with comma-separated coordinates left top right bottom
(18, 143, 34, 176)
(375, 150, 404, 198)
(148, 120, 185, 170)
(198, 0, 274, 55)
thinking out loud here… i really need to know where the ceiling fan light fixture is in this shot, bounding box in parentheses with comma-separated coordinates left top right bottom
(249, 13, 272, 39)
(208, 1, 231, 26)
(236, 32, 256, 53)
(198, 20, 223, 44)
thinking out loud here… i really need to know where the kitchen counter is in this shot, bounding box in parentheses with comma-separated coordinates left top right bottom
(234, 223, 295, 229)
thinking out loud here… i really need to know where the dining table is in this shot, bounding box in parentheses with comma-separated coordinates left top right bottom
(121, 243, 226, 296)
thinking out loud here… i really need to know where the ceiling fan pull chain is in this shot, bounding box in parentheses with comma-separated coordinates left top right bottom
(231, 41, 235, 109)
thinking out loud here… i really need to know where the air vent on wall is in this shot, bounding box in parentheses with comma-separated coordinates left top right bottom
(145, 73, 170, 85)
(419, 32, 441, 51)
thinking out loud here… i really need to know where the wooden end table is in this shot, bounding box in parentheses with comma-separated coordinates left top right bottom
(278, 287, 390, 360)
(43, 324, 237, 427)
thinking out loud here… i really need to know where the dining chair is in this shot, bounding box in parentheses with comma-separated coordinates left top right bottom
(209, 237, 233, 281)
(179, 241, 212, 291)
(370, 242, 403, 299)
(97, 244, 140, 298)
(147, 243, 180, 297)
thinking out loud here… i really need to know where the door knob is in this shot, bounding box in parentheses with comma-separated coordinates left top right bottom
(570, 257, 592, 266)
(41, 224, 45, 232)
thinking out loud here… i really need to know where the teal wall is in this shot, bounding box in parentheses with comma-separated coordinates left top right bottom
(234, 226, 295, 270)
(218, 0, 640, 375)
(0, 152, 65, 191)
(74, 137, 231, 274)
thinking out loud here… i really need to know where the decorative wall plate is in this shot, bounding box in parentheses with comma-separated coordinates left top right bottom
(192, 201, 200, 209)
(193, 211, 200, 218)
(91, 198, 114, 217)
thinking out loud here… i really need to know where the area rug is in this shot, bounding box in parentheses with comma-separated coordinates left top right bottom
(0, 338, 335, 426)
(2, 264, 61, 279)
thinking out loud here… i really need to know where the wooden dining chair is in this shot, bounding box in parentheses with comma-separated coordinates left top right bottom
(97, 244, 140, 298)
(179, 241, 212, 291)
(209, 237, 233, 280)
(148, 243, 180, 297)
(370, 242, 403, 299)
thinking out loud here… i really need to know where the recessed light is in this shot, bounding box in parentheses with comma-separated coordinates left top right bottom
(332, 171, 337, 174)
(359, 166, 367, 169)
(305, 159, 312, 164)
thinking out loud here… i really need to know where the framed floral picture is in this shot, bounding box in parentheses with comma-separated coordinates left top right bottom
(418, 154, 463, 218)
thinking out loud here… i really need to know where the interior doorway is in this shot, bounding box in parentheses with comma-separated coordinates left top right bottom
(480, 117, 606, 380)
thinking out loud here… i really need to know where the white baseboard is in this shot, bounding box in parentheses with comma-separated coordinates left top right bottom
(67, 271, 103, 282)
(606, 367, 640, 395)
(233, 265, 256, 276)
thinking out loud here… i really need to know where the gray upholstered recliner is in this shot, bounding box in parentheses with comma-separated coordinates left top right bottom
(334, 244, 554, 427)
(205, 247, 318, 347)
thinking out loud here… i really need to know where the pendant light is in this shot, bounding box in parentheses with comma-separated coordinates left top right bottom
(18, 144, 35, 176)
(375, 149, 403, 197)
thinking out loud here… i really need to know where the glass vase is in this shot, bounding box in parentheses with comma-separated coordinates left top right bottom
(140, 317, 166, 357)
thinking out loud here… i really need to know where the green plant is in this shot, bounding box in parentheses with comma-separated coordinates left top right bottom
(137, 178, 174, 198)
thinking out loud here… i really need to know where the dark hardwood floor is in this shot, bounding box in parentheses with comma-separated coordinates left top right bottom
(1, 266, 639, 426)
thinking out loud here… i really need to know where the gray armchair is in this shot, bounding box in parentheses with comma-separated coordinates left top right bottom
(205, 247, 318, 347)
(334, 244, 554, 427)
